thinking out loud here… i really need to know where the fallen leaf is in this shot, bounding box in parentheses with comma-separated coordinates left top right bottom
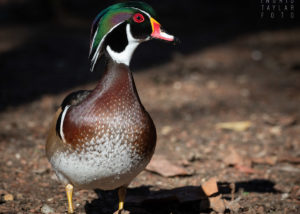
(223, 147, 244, 166)
(263, 114, 278, 126)
(202, 177, 218, 196)
(278, 116, 297, 127)
(216, 121, 252, 132)
(263, 114, 297, 127)
(223, 147, 255, 174)
(146, 155, 191, 177)
(234, 165, 256, 174)
(252, 156, 277, 165)
(201, 177, 226, 213)
(209, 195, 226, 213)
(278, 156, 300, 164)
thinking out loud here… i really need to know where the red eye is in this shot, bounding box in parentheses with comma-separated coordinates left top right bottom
(133, 13, 145, 23)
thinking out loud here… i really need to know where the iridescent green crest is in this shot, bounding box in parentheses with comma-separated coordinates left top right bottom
(89, 1, 156, 71)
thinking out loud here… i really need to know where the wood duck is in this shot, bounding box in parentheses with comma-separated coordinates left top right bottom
(46, 1, 175, 213)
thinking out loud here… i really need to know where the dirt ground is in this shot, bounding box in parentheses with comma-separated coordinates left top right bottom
(0, 23, 300, 213)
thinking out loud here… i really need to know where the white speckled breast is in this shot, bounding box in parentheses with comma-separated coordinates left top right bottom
(51, 132, 150, 190)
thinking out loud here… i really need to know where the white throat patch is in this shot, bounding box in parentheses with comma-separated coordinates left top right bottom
(106, 24, 140, 66)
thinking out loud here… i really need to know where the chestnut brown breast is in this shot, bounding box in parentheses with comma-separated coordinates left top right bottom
(62, 62, 156, 157)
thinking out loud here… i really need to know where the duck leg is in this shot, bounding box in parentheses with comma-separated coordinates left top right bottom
(117, 186, 127, 211)
(65, 184, 74, 213)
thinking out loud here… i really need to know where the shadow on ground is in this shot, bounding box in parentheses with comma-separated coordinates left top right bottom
(84, 179, 278, 214)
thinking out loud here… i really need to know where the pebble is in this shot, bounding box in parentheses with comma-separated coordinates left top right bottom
(6, 161, 13, 166)
(50, 174, 58, 181)
(281, 193, 289, 200)
(188, 152, 202, 162)
(15, 153, 21, 160)
(41, 204, 55, 214)
(16, 193, 23, 200)
(161, 126, 172, 135)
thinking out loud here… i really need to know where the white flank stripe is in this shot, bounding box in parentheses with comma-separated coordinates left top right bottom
(60, 105, 70, 143)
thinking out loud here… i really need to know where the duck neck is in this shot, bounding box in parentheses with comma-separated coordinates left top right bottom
(91, 59, 141, 106)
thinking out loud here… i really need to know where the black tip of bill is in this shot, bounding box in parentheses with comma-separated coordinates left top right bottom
(172, 37, 181, 45)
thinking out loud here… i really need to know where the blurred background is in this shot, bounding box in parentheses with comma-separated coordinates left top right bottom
(0, 0, 298, 109)
(0, 0, 300, 213)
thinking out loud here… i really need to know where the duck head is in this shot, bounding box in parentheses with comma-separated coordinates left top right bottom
(89, 1, 175, 71)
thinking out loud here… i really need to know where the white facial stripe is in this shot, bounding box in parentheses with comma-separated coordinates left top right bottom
(106, 24, 140, 66)
(90, 22, 125, 71)
(89, 26, 99, 56)
(126, 7, 151, 19)
(60, 105, 70, 143)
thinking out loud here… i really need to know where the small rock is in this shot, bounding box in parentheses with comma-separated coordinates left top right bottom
(6, 161, 13, 166)
(50, 173, 58, 181)
(3, 194, 14, 201)
(269, 126, 282, 136)
(281, 193, 289, 200)
(15, 153, 21, 160)
(41, 204, 55, 214)
(16, 193, 23, 200)
(161, 126, 172, 135)
(188, 152, 202, 162)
